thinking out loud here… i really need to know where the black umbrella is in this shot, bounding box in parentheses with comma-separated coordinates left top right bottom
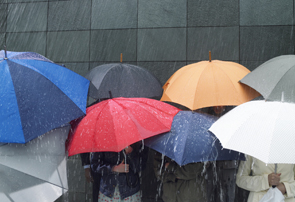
(85, 63, 163, 99)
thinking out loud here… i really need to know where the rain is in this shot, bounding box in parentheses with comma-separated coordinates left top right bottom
(0, 1, 295, 202)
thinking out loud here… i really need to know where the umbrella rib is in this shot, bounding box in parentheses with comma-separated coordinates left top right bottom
(189, 65, 207, 109)
(115, 99, 172, 140)
(8, 60, 87, 112)
(164, 64, 204, 109)
(96, 63, 127, 98)
(266, 65, 295, 101)
(177, 120, 191, 165)
(115, 100, 148, 141)
(181, 62, 226, 109)
(216, 62, 245, 103)
(266, 104, 282, 163)
(93, 101, 121, 152)
(135, 101, 173, 130)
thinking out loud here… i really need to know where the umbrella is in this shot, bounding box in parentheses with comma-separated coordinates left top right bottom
(0, 124, 70, 202)
(144, 111, 245, 166)
(160, 59, 260, 110)
(66, 97, 180, 156)
(85, 63, 163, 99)
(209, 100, 295, 164)
(240, 55, 295, 103)
(0, 50, 89, 143)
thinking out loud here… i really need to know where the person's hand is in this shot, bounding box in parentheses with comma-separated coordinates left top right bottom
(268, 173, 281, 186)
(124, 146, 133, 154)
(84, 168, 93, 183)
(165, 162, 170, 169)
(277, 183, 286, 194)
(112, 160, 129, 173)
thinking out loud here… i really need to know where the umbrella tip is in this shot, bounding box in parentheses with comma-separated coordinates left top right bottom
(209, 51, 211, 62)
(120, 53, 123, 63)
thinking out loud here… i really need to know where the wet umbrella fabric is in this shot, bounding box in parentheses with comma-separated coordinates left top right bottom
(240, 55, 295, 103)
(144, 111, 245, 166)
(66, 97, 180, 156)
(161, 60, 260, 110)
(0, 50, 89, 143)
(85, 63, 163, 99)
(209, 100, 295, 164)
(0, 124, 70, 202)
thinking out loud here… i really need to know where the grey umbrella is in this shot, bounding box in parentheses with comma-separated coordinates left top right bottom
(0, 125, 70, 202)
(85, 63, 163, 99)
(240, 55, 295, 103)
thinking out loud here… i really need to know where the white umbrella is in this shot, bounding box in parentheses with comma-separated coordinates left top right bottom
(209, 100, 295, 164)
(0, 124, 70, 202)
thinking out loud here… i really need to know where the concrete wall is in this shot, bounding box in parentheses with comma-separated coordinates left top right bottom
(0, 0, 294, 201)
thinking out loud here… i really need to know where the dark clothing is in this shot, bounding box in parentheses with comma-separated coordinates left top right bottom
(80, 153, 91, 166)
(153, 152, 207, 202)
(91, 145, 148, 200)
(80, 153, 101, 202)
(206, 160, 239, 202)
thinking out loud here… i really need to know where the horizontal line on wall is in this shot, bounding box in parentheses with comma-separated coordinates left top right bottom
(3, 0, 71, 4)
(4, 24, 294, 35)
(240, 25, 295, 28)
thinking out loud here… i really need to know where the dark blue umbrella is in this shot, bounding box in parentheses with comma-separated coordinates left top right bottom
(0, 50, 90, 143)
(145, 111, 245, 166)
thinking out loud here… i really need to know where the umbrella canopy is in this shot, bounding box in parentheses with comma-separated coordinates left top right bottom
(0, 50, 89, 143)
(0, 124, 70, 202)
(161, 60, 260, 110)
(67, 97, 180, 156)
(240, 55, 295, 103)
(85, 63, 163, 99)
(144, 111, 245, 166)
(209, 100, 295, 164)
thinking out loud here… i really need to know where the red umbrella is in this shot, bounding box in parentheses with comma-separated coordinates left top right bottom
(66, 97, 180, 156)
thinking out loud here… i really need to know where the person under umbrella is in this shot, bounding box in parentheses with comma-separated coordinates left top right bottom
(67, 97, 179, 202)
(148, 107, 244, 202)
(71, 98, 109, 202)
(153, 151, 207, 202)
(90, 141, 149, 202)
(81, 59, 163, 201)
(201, 106, 241, 202)
(236, 155, 295, 202)
(208, 100, 295, 201)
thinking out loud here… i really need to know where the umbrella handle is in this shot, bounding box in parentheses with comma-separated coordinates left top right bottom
(272, 164, 278, 188)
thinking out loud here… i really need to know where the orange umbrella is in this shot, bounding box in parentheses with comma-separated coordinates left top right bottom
(161, 56, 260, 110)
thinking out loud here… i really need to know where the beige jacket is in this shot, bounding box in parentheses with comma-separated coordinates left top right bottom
(236, 155, 295, 202)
